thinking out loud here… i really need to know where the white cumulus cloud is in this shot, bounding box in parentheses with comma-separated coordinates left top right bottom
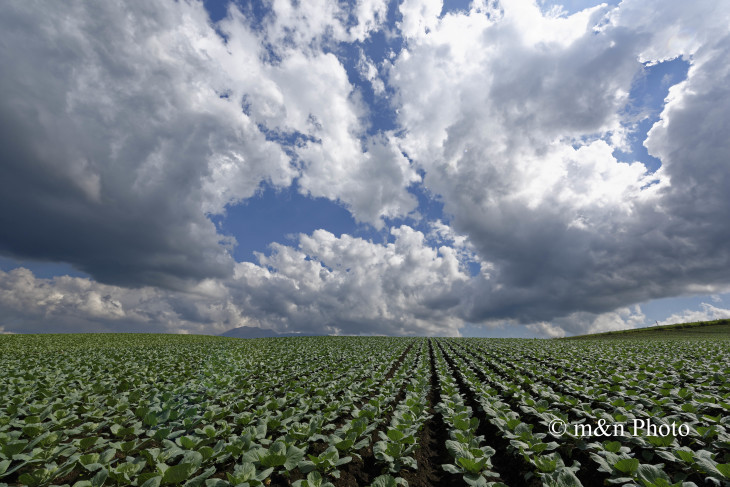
(2, 0, 730, 337)
(657, 303, 730, 327)
(229, 226, 470, 336)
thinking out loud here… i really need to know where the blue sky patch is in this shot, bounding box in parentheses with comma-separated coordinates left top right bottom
(614, 57, 690, 173)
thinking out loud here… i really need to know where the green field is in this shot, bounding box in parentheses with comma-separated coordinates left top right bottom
(567, 319, 730, 340)
(1, 333, 729, 487)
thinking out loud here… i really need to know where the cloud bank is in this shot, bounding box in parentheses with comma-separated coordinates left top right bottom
(1, 0, 730, 336)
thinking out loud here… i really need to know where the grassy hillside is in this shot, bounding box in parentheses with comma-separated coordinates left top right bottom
(567, 318, 730, 340)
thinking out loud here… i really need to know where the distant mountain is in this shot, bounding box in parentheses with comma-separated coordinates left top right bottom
(220, 326, 311, 338)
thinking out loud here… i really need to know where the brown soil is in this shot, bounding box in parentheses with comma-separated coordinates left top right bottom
(399, 339, 465, 487)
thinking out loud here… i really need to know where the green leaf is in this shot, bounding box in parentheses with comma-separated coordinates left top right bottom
(716, 464, 730, 478)
(91, 468, 109, 487)
(2, 440, 28, 458)
(335, 455, 352, 467)
(540, 468, 583, 487)
(462, 473, 489, 487)
(298, 460, 316, 474)
(261, 441, 288, 468)
(21, 425, 44, 438)
(79, 453, 101, 467)
(442, 464, 461, 475)
(154, 428, 173, 442)
(453, 417, 472, 432)
(306, 471, 326, 487)
(18, 472, 43, 487)
(635, 464, 670, 485)
(181, 450, 204, 472)
(179, 437, 196, 450)
(693, 449, 723, 476)
(162, 463, 195, 485)
(80, 437, 101, 451)
(284, 445, 305, 471)
(256, 467, 274, 482)
(113, 459, 145, 480)
(533, 454, 559, 473)
(387, 429, 405, 442)
(457, 457, 486, 475)
(675, 449, 694, 463)
(368, 474, 409, 487)
(646, 436, 674, 448)
(614, 458, 639, 475)
(140, 477, 162, 487)
(401, 456, 417, 470)
(204, 479, 230, 487)
(445, 440, 468, 459)
(227, 462, 256, 484)
(183, 466, 216, 487)
(681, 403, 698, 413)
(198, 446, 215, 461)
(143, 411, 159, 427)
(373, 441, 394, 463)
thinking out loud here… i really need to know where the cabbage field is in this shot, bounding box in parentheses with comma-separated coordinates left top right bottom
(0, 333, 729, 487)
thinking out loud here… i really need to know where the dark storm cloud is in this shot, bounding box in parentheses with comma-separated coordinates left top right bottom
(0, 1, 294, 289)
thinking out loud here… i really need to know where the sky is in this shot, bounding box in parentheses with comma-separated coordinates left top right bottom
(1, 0, 729, 338)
